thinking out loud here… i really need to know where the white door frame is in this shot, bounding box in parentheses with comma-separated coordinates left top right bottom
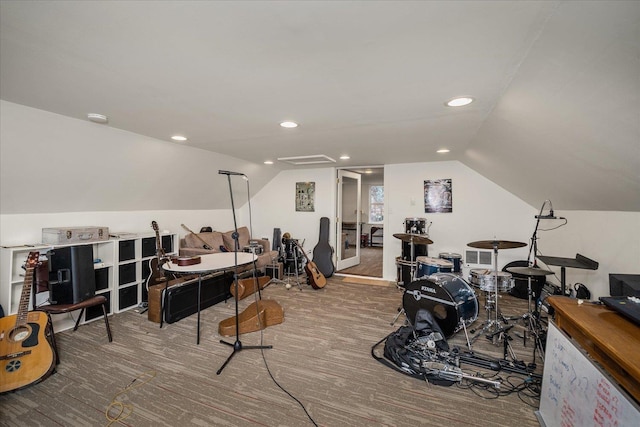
(336, 170, 361, 270)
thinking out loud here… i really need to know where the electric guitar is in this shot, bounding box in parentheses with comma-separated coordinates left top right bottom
(146, 221, 172, 289)
(0, 252, 56, 394)
(294, 241, 327, 289)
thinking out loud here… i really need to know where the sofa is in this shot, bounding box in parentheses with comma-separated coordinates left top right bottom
(179, 226, 278, 270)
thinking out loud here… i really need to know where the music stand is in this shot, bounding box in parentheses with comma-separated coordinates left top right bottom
(537, 253, 598, 296)
(216, 171, 271, 375)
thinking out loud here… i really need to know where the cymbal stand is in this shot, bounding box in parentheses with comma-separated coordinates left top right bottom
(390, 235, 418, 326)
(409, 236, 417, 281)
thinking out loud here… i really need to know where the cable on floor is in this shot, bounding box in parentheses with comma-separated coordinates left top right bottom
(105, 370, 157, 426)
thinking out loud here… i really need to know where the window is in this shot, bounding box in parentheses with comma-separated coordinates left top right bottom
(369, 185, 384, 223)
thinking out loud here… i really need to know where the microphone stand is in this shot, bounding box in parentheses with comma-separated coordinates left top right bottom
(527, 200, 551, 267)
(217, 171, 271, 375)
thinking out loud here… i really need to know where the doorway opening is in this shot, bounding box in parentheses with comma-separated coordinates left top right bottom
(336, 166, 384, 278)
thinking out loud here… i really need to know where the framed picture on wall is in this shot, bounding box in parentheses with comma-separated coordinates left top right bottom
(424, 179, 452, 213)
(296, 182, 315, 212)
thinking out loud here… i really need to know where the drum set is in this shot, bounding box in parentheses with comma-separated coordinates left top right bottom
(394, 218, 553, 361)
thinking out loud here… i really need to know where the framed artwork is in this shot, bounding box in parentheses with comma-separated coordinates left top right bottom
(296, 182, 315, 212)
(424, 179, 452, 213)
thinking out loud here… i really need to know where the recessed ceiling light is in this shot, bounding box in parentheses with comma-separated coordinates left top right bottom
(340, 155, 350, 160)
(437, 149, 450, 153)
(87, 113, 108, 124)
(445, 97, 474, 107)
(264, 160, 274, 165)
(280, 121, 298, 128)
(171, 135, 187, 141)
(364, 170, 373, 174)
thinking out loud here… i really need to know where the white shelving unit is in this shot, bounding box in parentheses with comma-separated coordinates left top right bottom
(114, 232, 178, 313)
(1, 240, 115, 333)
(0, 232, 178, 333)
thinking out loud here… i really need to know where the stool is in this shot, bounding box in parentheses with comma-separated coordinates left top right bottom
(360, 233, 369, 247)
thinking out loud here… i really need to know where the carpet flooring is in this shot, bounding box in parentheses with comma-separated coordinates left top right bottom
(0, 276, 544, 426)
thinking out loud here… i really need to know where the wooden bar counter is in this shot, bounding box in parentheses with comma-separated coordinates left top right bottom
(548, 296, 640, 403)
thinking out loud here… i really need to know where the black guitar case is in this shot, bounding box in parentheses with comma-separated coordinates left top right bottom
(312, 217, 335, 278)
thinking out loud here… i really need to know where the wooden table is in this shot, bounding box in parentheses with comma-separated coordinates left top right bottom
(548, 296, 640, 403)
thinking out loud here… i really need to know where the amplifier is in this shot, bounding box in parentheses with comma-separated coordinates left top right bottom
(538, 282, 563, 315)
(243, 244, 264, 255)
(148, 272, 233, 324)
(266, 263, 283, 280)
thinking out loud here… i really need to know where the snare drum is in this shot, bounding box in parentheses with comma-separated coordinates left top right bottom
(470, 270, 513, 293)
(416, 256, 453, 278)
(404, 217, 427, 235)
(402, 273, 478, 337)
(439, 252, 462, 273)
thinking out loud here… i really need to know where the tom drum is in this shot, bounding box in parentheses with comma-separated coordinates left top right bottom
(404, 217, 427, 235)
(416, 256, 453, 278)
(438, 252, 463, 274)
(395, 257, 417, 287)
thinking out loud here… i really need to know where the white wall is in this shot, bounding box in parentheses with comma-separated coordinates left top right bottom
(383, 161, 536, 282)
(539, 210, 640, 299)
(248, 168, 336, 258)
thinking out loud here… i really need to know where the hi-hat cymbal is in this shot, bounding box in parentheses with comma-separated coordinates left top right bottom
(507, 266, 554, 276)
(393, 233, 433, 245)
(467, 240, 527, 250)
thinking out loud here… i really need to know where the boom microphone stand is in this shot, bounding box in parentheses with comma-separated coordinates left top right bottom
(217, 170, 271, 375)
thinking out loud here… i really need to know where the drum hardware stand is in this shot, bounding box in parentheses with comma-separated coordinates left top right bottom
(466, 239, 527, 347)
(390, 307, 406, 326)
(505, 266, 554, 363)
(282, 241, 304, 291)
(521, 276, 545, 362)
(460, 316, 473, 351)
(486, 324, 518, 360)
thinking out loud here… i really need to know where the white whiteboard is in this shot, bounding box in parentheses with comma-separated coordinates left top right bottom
(538, 322, 639, 427)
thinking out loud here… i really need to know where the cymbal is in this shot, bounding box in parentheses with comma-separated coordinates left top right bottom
(467, 240, 527, 250)
(507, 266, 554, 276)
(393, 233, 433, 245)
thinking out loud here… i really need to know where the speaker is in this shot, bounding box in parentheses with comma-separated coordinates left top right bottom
(47, 245, 96, 304)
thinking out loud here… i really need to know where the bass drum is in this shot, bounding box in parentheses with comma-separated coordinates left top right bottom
(402, 273, 478, 337)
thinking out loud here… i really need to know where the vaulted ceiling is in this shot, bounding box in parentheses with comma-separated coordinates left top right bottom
(1, 1, 638, 211)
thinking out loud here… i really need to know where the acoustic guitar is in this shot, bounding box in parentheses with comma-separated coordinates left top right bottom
(294, 241, 327, 289)
(0, 251, 56, 394)
(146, 221, 173, 289)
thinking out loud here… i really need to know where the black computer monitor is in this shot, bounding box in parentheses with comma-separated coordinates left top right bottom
(609, 273, 640, 297)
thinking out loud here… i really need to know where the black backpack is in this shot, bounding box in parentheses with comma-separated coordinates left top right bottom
(372, 309, 456, 386)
